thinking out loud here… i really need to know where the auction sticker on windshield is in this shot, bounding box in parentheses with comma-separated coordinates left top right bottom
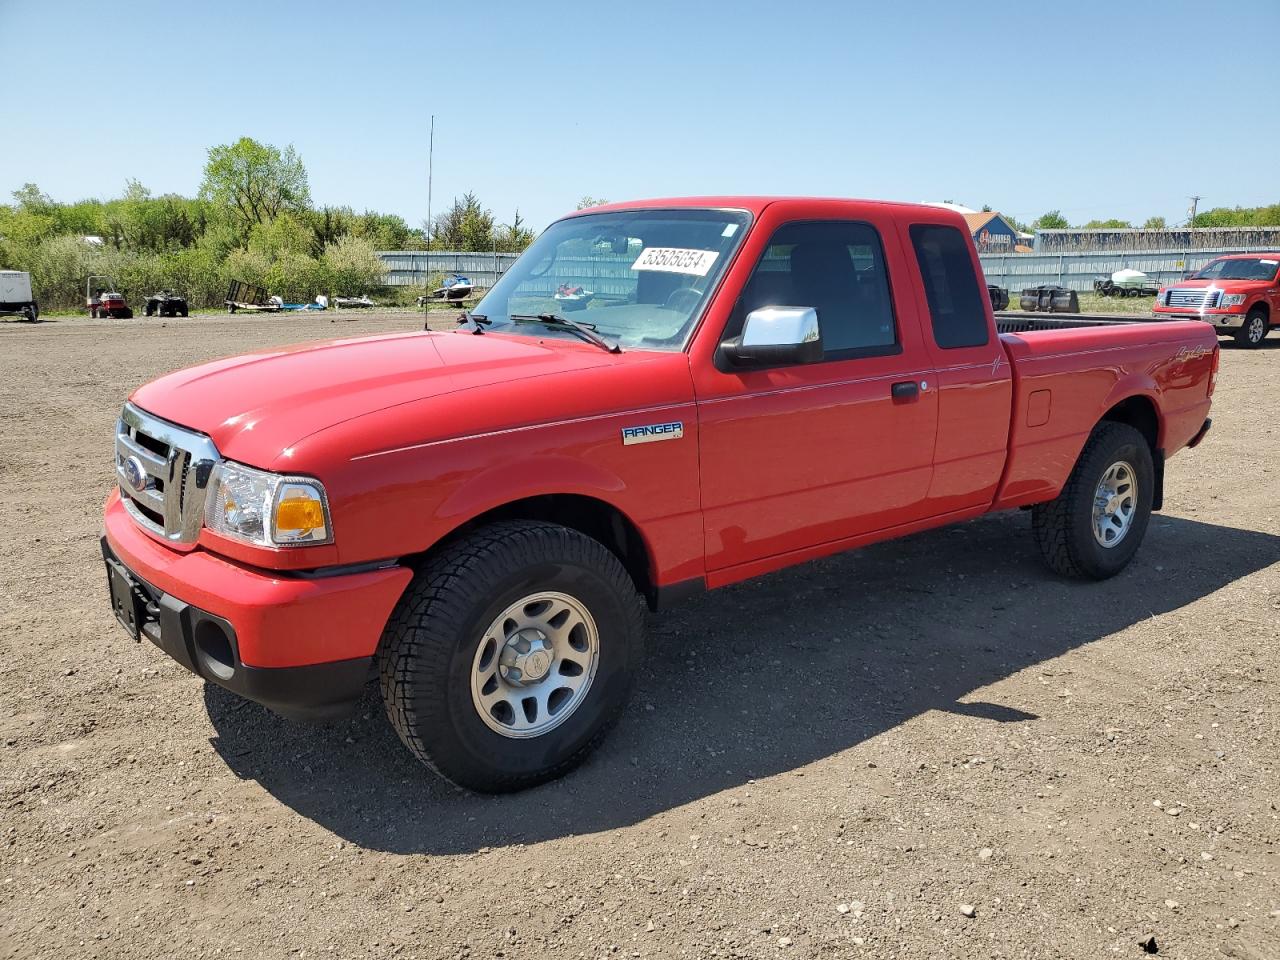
(632, 247, 720, 276)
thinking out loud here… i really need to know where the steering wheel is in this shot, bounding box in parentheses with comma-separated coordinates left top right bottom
(664, 287, 702, 312)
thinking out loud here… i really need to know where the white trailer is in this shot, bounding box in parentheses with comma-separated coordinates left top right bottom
(0, 270, 39, 322)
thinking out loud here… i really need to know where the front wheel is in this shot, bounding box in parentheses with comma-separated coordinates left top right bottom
(1234, 309, 1269, 348)
(379, 520, 646, 792)
(1032, 422, 1154, 580)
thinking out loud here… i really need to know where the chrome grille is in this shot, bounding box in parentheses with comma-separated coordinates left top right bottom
(1166, 288, 1221, 309)
(115, 403, 220, 546)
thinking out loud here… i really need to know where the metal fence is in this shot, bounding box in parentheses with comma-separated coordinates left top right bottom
(1034, 226, 1280, 253)
(388, 246, 1275, 296)
(979, 246, 1278, 292)
(377, 250, 521, 289)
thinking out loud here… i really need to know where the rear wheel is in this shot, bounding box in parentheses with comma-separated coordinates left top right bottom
(1234, 309, 1268, 348)
(1032, 422, 1154, 580)
(379, 520, 646, 792)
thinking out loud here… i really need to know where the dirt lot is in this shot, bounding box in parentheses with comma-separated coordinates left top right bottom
(1, 311, 1277, 960)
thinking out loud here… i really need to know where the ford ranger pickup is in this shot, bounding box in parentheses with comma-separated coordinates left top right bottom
(101, 197, 1218, 791)
(1153, 252, 1279, 348)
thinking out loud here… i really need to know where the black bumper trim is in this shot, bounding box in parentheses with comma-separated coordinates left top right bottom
(101, 536, 372, 720)
(1188, 417, 1212, 449)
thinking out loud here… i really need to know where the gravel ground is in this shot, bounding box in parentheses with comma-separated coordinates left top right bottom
(1, 311, 1277, 960)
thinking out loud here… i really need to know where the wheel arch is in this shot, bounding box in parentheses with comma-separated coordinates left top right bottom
(403, 493, 662, 610)
(1098, 393, 1163, 510)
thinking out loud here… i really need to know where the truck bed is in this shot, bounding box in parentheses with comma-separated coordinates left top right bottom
(992, 316, 1216, 511)
(994, 312, 1161, 334)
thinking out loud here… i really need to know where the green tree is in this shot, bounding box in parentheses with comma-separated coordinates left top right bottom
(576, 196, 608, 210)
(1191, 204, 1280, 228)
(495, 210, 535, 250)
(1032, 210, 1070, 231)
(1142, 216, 1167, 230)
(11, 183, 54, 213)
(1081, 218, 1132, 229)
(247, 211, 317, 259)
(199, 137, 311, 235)
(429, 192, 496, 251)
(1001, 212, 1029, 234)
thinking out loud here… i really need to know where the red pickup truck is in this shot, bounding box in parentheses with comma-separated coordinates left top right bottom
(102, 197, 1217, 791)
(1153, 252, 1279, 348)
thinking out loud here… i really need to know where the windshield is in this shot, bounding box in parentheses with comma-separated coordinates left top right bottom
(473, 208, 751, 351)
(1192, 257, 1280, 282)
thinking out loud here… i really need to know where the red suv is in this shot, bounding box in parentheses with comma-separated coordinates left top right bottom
(1153, 253, 1279, 348)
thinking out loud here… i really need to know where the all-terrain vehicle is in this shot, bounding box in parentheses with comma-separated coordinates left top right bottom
(144, 291, 189, 317)
(87, 276, 133, 319)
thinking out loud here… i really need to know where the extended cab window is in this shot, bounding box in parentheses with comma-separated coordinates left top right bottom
(729, 221, 898, 359)
(909, 224, 990, 349)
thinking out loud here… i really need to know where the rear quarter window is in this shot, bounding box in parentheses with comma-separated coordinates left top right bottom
(909, 224, 990, 349)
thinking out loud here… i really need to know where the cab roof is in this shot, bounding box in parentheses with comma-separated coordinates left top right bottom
(565, 196, 966, 222)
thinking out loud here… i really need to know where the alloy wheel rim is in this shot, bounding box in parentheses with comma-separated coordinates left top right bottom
(1249, 316, 1264, 342)
(1092, 460, 1137, 548)
(470, 591, 600, 739)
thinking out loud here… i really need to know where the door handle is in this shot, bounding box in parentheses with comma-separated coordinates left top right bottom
(891, 380, 920, 401)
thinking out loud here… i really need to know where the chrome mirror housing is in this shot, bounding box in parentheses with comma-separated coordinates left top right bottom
(720, 306, 823, 367)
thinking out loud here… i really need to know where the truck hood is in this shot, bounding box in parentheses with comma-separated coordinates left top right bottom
(129, 330, 624, 466)
(1165, 278, 1272, 291)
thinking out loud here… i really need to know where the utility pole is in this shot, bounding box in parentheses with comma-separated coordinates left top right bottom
(1187, 195, 1201, 226)
(427, 115, 435, 248)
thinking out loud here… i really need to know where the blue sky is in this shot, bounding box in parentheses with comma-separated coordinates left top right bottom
(3, 0, 1276, 232)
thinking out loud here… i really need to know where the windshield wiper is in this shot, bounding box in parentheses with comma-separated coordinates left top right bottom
(509, 313, 622, 353)
(455, 311, 490, 334)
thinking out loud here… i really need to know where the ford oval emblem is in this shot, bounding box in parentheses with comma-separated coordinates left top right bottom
(122, 455, 148, 493)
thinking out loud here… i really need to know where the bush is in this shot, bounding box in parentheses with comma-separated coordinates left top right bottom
(322, 235, 386, 296)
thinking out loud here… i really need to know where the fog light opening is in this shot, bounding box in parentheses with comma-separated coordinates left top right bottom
(194, 618, 236, 681)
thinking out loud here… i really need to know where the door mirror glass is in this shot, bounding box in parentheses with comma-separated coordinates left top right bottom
(721, 306, 823, 366)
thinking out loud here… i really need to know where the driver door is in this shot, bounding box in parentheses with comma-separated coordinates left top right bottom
(691, 206, 939, 576)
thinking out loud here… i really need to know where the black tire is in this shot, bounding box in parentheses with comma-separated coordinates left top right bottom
(1234, 309, 1269, 348)
(379, 520, 646, 792)
(179, 305, 188, 317)
(1031, 422, 1154, 580)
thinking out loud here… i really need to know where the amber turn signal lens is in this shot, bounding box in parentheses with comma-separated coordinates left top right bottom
(276, 496, 325, 531)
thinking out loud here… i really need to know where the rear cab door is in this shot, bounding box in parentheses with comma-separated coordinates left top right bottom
(898, 215, 1013, 515)
(688, 199, 939, 578)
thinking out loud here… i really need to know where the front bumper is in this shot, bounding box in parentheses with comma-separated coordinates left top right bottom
(102, 491, 412, 719)
(1151, 309, 1246, 330)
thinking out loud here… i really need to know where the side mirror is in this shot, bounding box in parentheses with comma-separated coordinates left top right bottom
(719, 306, 823, 367)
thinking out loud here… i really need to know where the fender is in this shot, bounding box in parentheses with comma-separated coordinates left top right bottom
(436, 453, 630, 524)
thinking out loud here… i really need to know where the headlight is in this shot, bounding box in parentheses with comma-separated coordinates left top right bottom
(1220, 293, 1247, 307)
(205, 461, 332, 546)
